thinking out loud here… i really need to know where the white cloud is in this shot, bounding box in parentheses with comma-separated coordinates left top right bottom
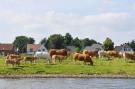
(0, 10, 134, 45)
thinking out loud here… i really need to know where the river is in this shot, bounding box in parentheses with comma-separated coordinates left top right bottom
(0, 78, 135, 89)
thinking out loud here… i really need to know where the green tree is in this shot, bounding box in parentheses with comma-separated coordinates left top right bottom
(48, 34, 64, 49)
(73, 37, 82, 48)
(128, 40, 135, 51)
(75, 47, 81, 52)
(40, 38, 47, 45)
(103, 37, 114, 51)
(64, 33, 73, 46)
(28, 37, 35, 44)
(40, 38, 49, 49)
(81, 38, 97, 48)
(13, 36, 29, 53)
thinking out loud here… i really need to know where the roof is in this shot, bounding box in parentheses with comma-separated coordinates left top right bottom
(115, 46, 122, 51)
(84, 44, 103, 51)
(27, 44, 42, 51)
(0, 44, 13, 51)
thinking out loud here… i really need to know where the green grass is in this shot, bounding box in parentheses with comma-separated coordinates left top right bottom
(1, 55, 135, 75)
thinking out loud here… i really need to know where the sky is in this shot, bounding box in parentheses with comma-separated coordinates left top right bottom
(0, 0, 135, 45)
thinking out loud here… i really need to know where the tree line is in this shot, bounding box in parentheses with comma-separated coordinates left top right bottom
(12, 33, 135, 53)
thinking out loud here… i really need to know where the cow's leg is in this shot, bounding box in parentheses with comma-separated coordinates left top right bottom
(89, 59, 93, 66)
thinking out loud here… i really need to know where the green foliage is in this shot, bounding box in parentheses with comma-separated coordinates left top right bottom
(75, 47, 81, 52)
(64, 33, 73, 46)
(103, 37, 114, 51)
(81, 38, 97, 48)
(73, 37, 82, 48)
(47, 34, 65, 49)
(13, 36, 29, 53)
(28, 37, 35, 44)
(40, 38, 47, 48)
(13, 36, 35, 53)
(40, 38, 47, 45)
(128, 40, 135, 51)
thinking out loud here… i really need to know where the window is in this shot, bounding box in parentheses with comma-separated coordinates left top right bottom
(42, 49, 45, 51)
(38, 50, 41, 52)
(30, 48, 33, 52)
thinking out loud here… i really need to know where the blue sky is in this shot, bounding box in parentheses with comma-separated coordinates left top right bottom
(0, 0, 135, 45)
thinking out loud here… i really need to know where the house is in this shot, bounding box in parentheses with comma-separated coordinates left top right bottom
(115, 44, 133, 53)
(83, 44, 103, 52)
(66, 46, 76, 53)
(27, 44, 48, 54)
(0, 44, 14, 55)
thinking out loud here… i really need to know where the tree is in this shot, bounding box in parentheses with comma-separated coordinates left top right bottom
(81, 38, 97, 48)
(73, 37, 82, 48)
(28, 37, 35, 44)
(13, 36, 29, 53)
(40, 38, 49, 49)
(103, 37, 114, 51)
(40, 38, 47, 45)
(128, 40, 135, 51)
(47, 34, 64, 49)
(64, 33, 73, 46)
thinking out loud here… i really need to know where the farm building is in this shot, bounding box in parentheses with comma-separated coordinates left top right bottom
(0, 44, 14, 55)
(115, 44, 134, 53)
(83, 44, 103, 52)
(27, 44, 48, 54)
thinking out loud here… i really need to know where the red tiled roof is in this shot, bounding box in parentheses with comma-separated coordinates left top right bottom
(27, 44, 41, 51)
(0, 44, 13, 50)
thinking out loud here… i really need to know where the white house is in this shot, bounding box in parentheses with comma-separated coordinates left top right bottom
(115, 44, 134, 53)
(27, 44, 48, 54)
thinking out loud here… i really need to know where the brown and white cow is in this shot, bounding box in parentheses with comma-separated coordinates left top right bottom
(73, 52, 93, 65)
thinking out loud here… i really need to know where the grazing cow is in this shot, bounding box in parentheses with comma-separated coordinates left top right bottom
(98, 51, 108, 58)
(98, 51, 121, 59)
(5, 54, 23, 67)
(24, 56, 38, 64)
(6, 54, 21, 59)
(34, 51, 51, 64)
(122, 52, 135, 61)
(49, 49, 68, 58)
(83, 50, 98, 57)
(73, 53, 93, 65)
(52, 55, 66, 64)
(106, 51, 121, 58)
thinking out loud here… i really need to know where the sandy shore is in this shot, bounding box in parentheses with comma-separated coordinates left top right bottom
(0, 74, 135, 79)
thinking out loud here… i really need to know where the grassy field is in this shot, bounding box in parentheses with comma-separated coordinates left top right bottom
(0, 55, 135, 75)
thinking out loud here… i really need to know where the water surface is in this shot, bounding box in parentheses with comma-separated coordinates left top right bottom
(0, 78, 135, 89)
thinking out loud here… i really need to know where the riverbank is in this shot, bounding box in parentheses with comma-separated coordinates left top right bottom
(1, 74, 135, 79)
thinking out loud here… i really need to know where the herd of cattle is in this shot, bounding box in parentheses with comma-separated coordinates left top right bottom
(4, 49, 135, 67)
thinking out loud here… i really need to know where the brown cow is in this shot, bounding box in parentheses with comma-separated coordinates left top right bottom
(5, 54, 23, 67)
(83, 50, 98, 58)
(49, 49, 68, 58)
(52, 55, 66, 64)
(24, 56, 38, 64)
(73, 53, 93, 65)
(106, 51, 121, 58)
(123, 52, 135, 61)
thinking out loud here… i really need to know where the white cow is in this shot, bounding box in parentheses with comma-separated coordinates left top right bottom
(34, 51, 51, 64)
